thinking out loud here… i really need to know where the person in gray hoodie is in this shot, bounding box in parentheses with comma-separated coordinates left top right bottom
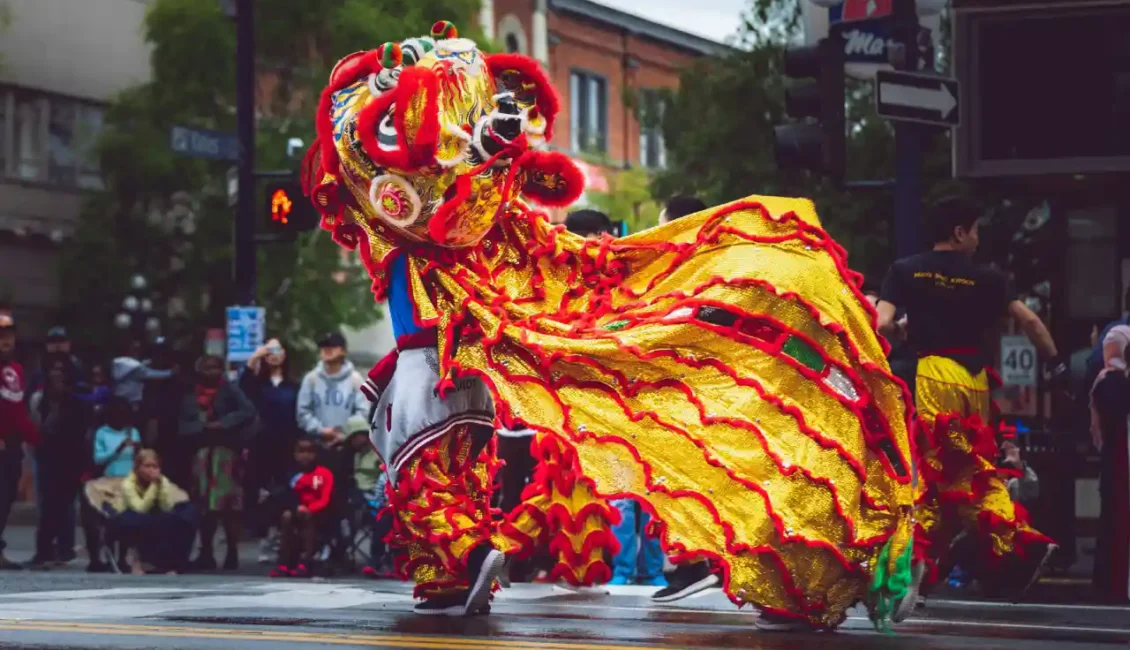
(112, 339, 175, 409)
(296, 333, 368, 448)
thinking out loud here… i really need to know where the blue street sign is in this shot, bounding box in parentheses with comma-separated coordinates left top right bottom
(170, 125, 241, 161)
(225, 306, 265, 363)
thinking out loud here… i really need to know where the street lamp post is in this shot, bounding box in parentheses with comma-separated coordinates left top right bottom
(114, 274, 161, 339)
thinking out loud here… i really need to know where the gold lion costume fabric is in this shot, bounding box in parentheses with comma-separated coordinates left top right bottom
(304, 21, 916, 628)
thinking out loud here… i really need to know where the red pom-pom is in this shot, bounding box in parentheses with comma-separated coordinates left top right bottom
(430, 20, 458, 40)
(377, 42, 403, 69)
(517, 150, 584, 207)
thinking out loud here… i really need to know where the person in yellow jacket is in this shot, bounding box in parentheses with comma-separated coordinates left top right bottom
(112, 450, 197, 574)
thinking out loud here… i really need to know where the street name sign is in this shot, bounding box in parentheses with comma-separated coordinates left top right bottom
(170, 125, 240, 161)
(875, 70, 960, 127)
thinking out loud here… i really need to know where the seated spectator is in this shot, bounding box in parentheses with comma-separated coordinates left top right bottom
(180, 354, 256, 572)
(83, 397, 142, 571)
(111, 450, 196, 574)
(94, 397, 142, 479)
(270, 438, 334, 578)
(345, 416, 393, 578)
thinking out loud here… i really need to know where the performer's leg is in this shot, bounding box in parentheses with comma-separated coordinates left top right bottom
(916, 357, 1054, 597)
(608, 499, 638, 584)
(495, 432, 618, 587)
(638, 509, 667, 586)
(388, 425, 505, 615)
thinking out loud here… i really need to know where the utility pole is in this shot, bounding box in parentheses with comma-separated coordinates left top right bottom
(892, 0, 922, 259)
(234, 0, 256, 305)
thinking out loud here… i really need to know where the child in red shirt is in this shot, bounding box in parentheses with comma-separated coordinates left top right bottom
(270, 438, 334, 577)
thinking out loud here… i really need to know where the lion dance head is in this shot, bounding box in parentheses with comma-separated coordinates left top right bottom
(303, 20, 584, 249)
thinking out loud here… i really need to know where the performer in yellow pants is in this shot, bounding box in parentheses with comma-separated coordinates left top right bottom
(912, 356, 1053, 593)
(878, 197, 1062, 614)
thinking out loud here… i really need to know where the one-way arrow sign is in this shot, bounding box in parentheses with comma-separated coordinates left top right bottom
(875, 70, 960, 128)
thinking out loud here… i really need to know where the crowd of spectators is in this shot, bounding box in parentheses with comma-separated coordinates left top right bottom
(0, 314, 392, 577)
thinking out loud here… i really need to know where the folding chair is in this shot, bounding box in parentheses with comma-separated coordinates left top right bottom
(83, 478, 125, 574)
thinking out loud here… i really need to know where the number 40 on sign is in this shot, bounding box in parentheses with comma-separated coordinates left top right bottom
(1000, 335, 1037, 387)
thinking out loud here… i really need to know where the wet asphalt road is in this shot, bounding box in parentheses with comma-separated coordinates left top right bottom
(0, 571, 1125, 650)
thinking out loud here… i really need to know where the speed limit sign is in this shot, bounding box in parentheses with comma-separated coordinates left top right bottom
(1000, 335, 1037, 387)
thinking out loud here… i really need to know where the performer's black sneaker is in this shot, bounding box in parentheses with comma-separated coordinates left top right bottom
(651, 561, 719, 603)
(414, 592, 470, 617)
(465, 543, 506, 616)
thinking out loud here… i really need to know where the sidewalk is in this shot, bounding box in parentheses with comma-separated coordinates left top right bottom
(0, 524, 269, 577)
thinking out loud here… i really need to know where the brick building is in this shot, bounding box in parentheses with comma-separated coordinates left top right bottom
(479, 0, 729, 213)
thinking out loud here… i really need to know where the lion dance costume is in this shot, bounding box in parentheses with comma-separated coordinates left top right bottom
(303, 21, 917, 628)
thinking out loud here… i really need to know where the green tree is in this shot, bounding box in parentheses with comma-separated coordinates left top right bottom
(59, 0, 482, 362)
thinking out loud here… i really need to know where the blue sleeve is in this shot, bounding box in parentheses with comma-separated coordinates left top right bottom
(93, 428, 115, 465)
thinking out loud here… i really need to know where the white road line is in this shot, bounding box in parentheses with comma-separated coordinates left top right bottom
(926, 598, 1130, 612)
(897, 617, 1130, 636)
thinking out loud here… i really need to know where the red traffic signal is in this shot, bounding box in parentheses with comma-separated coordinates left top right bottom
(270, 187, 294, 225)
(263, 180, 317, 236)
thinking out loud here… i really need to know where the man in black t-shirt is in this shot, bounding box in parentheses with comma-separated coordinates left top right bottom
(876, 197, 1061, 617)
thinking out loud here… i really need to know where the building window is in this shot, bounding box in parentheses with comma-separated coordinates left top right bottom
(75, 104, 105, 190)
(569, 70, 607, 154)
(13, 90, 45, 182)
(1, 87, 103, 189)
(497, 14, 528, 55)
(638, 89, 667, 169)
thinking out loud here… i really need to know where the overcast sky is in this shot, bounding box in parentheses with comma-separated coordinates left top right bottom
(591, 0, 749, 43)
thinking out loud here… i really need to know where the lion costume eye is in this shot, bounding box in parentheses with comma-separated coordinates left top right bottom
(377, 112, 399, 152)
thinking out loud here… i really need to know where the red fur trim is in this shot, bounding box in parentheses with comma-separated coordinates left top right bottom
(486, 53, 561, 141)
(518, 150, 585, 207)
(300, 141, 322, 196)
(330, 50, 375, 88)
(316, 50, 381, 179)
(316, 85, 342, 177)
(329, 222, 364, 250)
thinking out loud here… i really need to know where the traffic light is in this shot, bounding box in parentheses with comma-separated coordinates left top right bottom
(263, 179, 318, 238)
(773, 35, 846, 182)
